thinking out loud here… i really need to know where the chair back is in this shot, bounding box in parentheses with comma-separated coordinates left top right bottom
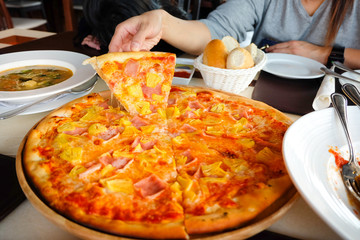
(178, 0, 201, 20)
(0, 0, 13, 30)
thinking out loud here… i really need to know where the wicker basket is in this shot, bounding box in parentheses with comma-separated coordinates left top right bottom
(194, 49, 267, 94)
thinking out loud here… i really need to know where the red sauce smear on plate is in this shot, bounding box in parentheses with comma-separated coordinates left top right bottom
(328, 147, 348, 168)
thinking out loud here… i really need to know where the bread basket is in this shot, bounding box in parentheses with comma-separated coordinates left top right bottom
(194, 49, 267, 94)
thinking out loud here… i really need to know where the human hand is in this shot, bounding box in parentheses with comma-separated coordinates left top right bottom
(109, 10, 164, 52)
(267, 40, 331, 64)
(81, 35, 101, 50)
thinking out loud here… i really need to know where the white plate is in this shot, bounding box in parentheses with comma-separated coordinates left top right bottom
(172, 58, 195, 85)
(0, 50, 95, 103)
(263, 53, 325, 79)
(339, 70, 360, 89)
(283, 106, 360, 240)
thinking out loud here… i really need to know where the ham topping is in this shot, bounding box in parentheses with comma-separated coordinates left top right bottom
(181, 149, 195, 164)
(131, 136, 141, 149)
(63, 127, 88, 136)
(98, 101, 109, 109)
(189, 100, 204, 110)
(134, 174, 167, 197)
(99, 153, 113, 165)
(131, 115, 149, 128)
(131, 136, 157, 150)
(79, 163, 102, 179)
(142, 84, 162, 99)
(167, 97, 177, 105)
(98, 127, 119, 141)
(124, 59, 139, 77)
(111, 157, 130, 169)
(99, 152, 131, 169)
(193, 167, 204, 179)
(105, 112, 124, 121)
(180, 124, 197, 133)
(181, 110, 197, 119)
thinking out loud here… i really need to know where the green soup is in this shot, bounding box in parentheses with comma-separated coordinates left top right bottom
(0, 65, 73, 91)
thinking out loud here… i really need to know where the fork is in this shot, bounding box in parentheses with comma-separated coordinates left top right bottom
(0, 76, 97, 120)
(321, 67, 360, 84)
(331, 93, 360, 202)
(333, 61, 360, 78)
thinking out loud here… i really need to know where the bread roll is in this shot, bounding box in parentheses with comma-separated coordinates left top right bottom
(222, 36, 240, 53)
(244, 43, 258, 60)
(203, 39, 227, 68)
(226, 47, 255, 69)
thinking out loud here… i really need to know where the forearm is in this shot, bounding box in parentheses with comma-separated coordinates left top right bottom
(161, 10, 211, 55)
(344, 48, 360, 69)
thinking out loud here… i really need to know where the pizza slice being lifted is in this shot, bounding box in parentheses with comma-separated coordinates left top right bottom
(84, 52, 176, 115)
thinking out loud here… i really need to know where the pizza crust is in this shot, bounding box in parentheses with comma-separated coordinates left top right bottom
(83, 51, 175, 83)
(184, 175, 293, 235)
(66, 208, 188, 239)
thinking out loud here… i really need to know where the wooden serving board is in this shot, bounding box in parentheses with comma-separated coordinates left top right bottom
(16, 90, 299, 240)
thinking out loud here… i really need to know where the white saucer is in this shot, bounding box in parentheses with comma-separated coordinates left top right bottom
(263, 53, 325, 79)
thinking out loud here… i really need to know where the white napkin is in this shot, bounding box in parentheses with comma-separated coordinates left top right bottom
(312, 65, 335, 111)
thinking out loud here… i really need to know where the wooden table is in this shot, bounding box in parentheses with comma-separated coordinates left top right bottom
(0, 32, 342, 240)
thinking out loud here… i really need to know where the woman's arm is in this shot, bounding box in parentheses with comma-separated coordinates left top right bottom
(109, 10, 211, 55)
(267, 41, 360, 69)
(344, 48, 360, 70)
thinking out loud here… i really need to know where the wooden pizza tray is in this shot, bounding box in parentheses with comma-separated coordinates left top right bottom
(16, 89, 299, 240)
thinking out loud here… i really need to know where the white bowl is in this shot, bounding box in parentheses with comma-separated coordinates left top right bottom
(0, 50, 96, 104)
(194, 49, 266, 94)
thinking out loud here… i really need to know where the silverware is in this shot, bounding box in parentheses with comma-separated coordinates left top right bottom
(342, 83, 360, 107)
(321, 67, 360, 84)
(0, 76, 97, 120)
(331, 93, 360, 202)
(334, 61, 360, 77)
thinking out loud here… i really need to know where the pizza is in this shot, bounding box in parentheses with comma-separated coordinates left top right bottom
(83, 52, 175, 115)
(22, 52, 293, 239)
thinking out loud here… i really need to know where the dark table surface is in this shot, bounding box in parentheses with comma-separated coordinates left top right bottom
(0, 31, 102, 57)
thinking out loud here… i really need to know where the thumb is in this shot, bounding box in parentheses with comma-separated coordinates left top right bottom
(130, 24, 150, 52)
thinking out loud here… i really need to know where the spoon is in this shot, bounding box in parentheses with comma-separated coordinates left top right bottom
(321, 67, 360, 84)
(342, 83, 360, 107)
(0, 76, 97, 120)
(331, 93, 360, 202)
(333, 61, 360, 78)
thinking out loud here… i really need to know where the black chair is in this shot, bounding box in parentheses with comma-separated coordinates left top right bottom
(0, 0, 47, 30)
(178, 0, 202, 20)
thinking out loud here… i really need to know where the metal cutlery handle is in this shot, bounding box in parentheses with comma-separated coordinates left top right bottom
(342, 83, 360, 107)
(334, 61, 360, 77)
(321, 67, 360, 83)
(0, 91, 67, 120)
(331, 93, 355, 165)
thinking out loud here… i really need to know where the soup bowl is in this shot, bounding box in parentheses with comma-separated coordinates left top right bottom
(0, 50, 96, 104)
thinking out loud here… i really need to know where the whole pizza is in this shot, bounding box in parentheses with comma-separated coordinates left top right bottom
(22, 52, 293, 239)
